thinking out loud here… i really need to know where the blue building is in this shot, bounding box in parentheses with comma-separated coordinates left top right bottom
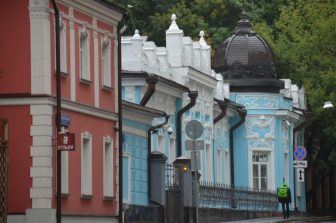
(121, 12, 307, 216)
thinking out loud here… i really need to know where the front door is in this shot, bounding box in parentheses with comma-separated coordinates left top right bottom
(0, 119, 8, 223)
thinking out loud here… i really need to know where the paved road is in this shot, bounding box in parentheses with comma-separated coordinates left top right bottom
(221, 216, 336, 223)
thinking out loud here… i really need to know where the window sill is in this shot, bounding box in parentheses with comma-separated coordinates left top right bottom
(80, 77, 92, 85)
(102, 85, 113, 92)
(103, 196, 114, 201)
(80, 194, 92, 199)
(61, 193, 69, 198)
(54, 70, 69, 78)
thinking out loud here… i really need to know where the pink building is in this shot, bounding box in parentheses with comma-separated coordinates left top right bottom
(0, 1, 124, 222)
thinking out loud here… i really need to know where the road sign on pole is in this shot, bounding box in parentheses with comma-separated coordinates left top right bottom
(185, 120, 203, 140)
(297, 168, 305, 183)
(293, 160, 307, 168)
(185, 139, 204, 151)
(294, 146, 307, 161)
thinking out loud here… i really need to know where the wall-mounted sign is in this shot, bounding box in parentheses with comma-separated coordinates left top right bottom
(293, 160, 307, 168)
(57, 132, 75, 151)
(297, 168, 305, 183)
(61, 115, 71, 127)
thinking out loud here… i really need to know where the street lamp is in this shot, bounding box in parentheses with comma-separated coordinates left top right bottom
(323, 101, 334, 109)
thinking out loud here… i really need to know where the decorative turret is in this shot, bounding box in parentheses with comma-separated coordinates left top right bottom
(166, 14, 184, 67)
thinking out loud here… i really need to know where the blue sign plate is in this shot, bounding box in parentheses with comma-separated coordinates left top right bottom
(294, 146, 307, 161)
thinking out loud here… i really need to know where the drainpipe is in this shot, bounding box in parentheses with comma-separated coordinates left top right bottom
(140, 75, 158, 106)
(229, 109, 247, 187)
(50, 1, 61, 222)
(148, 115, 169, 223)
(176, 91, 198, 157)
(213, 100, 228, 182)
(118, 13, 129, 223)
(213, 100, 227, 125)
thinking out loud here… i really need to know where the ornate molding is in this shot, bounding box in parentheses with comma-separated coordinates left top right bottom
(236, 94, 279, 109)
(245, 115, 275, 149)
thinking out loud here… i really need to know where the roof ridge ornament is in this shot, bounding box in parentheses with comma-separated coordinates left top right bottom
(199, 30, 208, 47)
(132, 29, 141, 39)
(168, 14, 181, 31)
(236, 11, 254, 35)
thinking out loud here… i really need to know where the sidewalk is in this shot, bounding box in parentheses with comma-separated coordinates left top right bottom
(220, 215, 336, 223)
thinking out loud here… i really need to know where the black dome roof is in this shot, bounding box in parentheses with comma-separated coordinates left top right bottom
(213, 13, 283, 92)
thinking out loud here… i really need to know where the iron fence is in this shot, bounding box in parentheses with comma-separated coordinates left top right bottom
(199, 181, 278, 211)
(165, 163, 179, 190)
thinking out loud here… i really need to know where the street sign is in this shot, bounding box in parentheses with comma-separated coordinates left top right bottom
(293, 160, 307, 168)
(294, 146, 307, 161)
(185, 120, 203, 140)
(297, 168, 305, 183)
(185, 139, 204, 151)
(61, 115, 71, 127)
(57, 132, 75, 151)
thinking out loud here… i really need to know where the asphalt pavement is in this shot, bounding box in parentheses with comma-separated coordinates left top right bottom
(220, 216, 336, 223)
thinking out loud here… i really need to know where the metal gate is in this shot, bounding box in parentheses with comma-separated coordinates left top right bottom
(0, 120, 8, 223)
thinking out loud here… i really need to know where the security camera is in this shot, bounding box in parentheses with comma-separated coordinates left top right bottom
(284, 120, 291, 127)
(166, 126, 174, 135)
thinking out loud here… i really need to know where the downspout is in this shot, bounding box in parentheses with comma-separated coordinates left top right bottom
(118, 13, 129, 223)
(176, 91, 198, 157)
(229, 109, 247, 187)
(50, 1, 62, 223)
(140, 75, 158, 106)
(213, 100, 227, 124)
(213, 100, 228, 182)
(148, 115, 169, 223)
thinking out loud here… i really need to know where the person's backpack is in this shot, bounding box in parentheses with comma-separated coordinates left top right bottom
(277, 186, 288, 199)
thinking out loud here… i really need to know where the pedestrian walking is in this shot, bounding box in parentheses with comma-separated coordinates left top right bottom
(277, 182, 291, 219)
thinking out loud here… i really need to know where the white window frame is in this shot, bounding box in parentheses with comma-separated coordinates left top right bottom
(101, 34, 112, 88)
(122, 152, 131, 204)
(103, 136, 114, 198)
(217, 149, 223, 183)
(61, 151, 69, 194)
(169, 136, 176, 163)
(81, 132, 92, 197)
(249, 149, 274, 191)
(79, 25, 91, 82)
(224, 149, 230, 185)
(205, 144, 213, 182)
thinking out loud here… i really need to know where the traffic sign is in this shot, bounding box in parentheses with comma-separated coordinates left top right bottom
(185, 139, 204, 151)
(293, 160, 307, 168)
(185, 120, 203, 140)
(297, 168, 305, 183)
(294, 146, 307, 161)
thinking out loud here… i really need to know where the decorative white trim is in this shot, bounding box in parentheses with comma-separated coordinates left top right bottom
(122, 152, 131, 204)
(103, 136, 114, 197)
(0, 97, 118, 121)
(114, 37, 119, 112)
(61, 151, 69, 194)
(69, 7, 76, 101)
(59, 0, 123, 26)
(123, 126, 147, 138)
(187, 67, 217, 89)
(81, 131, 92, 196)
(94, 30, 99, 107)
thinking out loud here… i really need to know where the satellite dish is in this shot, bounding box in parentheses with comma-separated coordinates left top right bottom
(185, 120, 203, 140)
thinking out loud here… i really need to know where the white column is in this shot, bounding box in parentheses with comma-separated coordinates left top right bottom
(166, 14, 183, 67)
(69, 7, 76, 101)
(29, 0, 51, 95)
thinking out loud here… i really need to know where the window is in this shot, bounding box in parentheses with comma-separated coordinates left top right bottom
(79, 25, 90, 81)
(61, 151, 68, 194)
(101, 35, 111, 88)
(224, 150, 230, 185)
(205, 144, 213, 181)
(122, 154, 131, 203)
(158, 134, 165, 153)
(217, 149, 222, 183)
(169, 138, 175, 163)
(252, 151, 269, 191)
(103, 137, 113, 198)
(81, 132, 92, 197)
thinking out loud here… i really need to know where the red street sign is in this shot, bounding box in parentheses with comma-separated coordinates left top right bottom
(57, 133, 75, 151)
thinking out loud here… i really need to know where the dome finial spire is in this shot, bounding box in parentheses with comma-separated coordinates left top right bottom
(168, 13, 180, 31)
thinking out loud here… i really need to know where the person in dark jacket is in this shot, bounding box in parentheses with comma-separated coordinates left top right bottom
(277, 182, 291, 219)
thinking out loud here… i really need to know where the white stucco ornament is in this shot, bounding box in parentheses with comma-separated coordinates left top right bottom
(168, 14, 180, 31)
(133, 29, 141, 39)
(199, 31, 208, 47)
